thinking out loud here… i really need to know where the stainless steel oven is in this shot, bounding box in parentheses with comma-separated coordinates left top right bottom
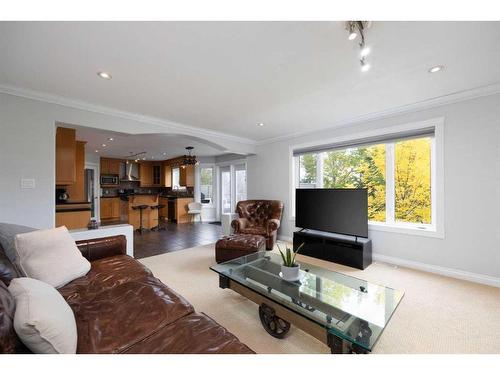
(100, 175, 119, 186)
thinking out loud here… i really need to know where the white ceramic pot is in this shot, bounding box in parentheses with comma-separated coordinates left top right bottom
(281, 264, 300, 281)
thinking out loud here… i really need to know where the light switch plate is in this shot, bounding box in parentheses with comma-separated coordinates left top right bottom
(21, 178, 36, 189)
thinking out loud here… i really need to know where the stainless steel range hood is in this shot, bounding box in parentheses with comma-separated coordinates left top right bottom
(120, 162, 139, 182)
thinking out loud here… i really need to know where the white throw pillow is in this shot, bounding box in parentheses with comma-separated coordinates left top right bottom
(8, 277, 78, 354)
(14, 226, 90, 288)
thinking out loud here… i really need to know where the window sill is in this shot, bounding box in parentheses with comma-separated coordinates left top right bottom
(289, 217, 444, 239)
(368, 222, 444, 239)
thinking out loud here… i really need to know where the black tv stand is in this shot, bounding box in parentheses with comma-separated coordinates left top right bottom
(293, 229, 372, 270)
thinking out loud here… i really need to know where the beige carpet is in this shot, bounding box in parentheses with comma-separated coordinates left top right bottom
(140, 244, 500, 354)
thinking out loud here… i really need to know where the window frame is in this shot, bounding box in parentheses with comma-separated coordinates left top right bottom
(289, 117, 445, 239)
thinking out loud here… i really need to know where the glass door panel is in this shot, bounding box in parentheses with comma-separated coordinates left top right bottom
(220, 166, 232, 214)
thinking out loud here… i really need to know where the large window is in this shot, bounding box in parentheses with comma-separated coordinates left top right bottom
(200, 167, 214, 205)
(295, 135, 434, 228)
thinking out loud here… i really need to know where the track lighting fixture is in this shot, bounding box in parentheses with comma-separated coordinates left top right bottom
(346, 21, 373, 72)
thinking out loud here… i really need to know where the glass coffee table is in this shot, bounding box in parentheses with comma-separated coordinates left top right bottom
(210, 251, 404, 354)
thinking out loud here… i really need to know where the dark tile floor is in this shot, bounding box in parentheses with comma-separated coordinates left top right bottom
(133, 222, 222, 259)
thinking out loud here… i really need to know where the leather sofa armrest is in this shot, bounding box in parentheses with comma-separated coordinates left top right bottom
(266, 219, 280, 235)
(231, 218, 248, 233)
(75, 235, 127, 262)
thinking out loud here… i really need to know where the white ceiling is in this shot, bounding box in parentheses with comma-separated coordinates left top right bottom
(1, 21, 500, 142)
(72, 125, 225, 159)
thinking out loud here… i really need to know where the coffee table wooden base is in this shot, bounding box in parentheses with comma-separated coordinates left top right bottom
(219, 275, 368, 354)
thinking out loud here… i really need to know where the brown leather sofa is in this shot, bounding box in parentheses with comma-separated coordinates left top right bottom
(0, 235, 253, 354)
(231, 200, 284, 250)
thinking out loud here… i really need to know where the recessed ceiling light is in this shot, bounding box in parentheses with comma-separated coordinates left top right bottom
(360, 46, 371, 57)
(428, 65, 444, 73)
(258, 123, 265, 127)
(162, 152, 167, 156)
(108, 137, 114, 141)
(94, 150, 99, 153)
(101, 144, 106, 147)
(142, 157, 146, 160)
(97, 71, 112, 79)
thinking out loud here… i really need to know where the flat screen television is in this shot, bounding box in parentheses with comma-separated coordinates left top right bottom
(295, 188, 368, 238)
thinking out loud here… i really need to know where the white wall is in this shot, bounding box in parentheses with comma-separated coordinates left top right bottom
(247, 94, 500, 280)
(0, 92, 255, 229)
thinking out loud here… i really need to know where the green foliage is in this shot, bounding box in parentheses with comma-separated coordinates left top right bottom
(298, 138, 432, 224)
(299, 154, 317, 184)
(277, 243, 304, 267)
(200, 168, 213, 185)
(395, 138, 431, 224)
(322, 145, 386, 221)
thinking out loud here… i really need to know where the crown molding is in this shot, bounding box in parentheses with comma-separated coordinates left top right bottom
(256, 82, 500, 145)
(2, 82, 500, 148)
(0, 84, 258, 146)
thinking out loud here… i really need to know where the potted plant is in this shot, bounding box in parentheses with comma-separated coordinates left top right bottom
(277, 242, 304, 281)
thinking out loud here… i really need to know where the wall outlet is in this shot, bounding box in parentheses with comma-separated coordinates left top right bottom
(20, 178, 36, 189)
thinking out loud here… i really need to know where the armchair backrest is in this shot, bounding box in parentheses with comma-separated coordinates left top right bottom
(235, 200, 283, 227)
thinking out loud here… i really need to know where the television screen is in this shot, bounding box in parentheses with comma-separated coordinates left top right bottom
(295, 188, 368, 237)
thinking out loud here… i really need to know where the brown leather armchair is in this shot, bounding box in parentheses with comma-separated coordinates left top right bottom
(231, 200, 284, 250)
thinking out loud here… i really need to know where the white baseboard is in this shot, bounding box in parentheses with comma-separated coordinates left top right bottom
(373, 253, 500, 288)
(277, 235, 293, 243)
(278, 234, 499, 288)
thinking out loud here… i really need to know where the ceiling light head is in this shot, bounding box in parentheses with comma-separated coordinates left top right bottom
(258, 123, 265, 127)
(348, 31, 358, 41)
(360, 46, 371, 57)
(101, 143, 106, 147)
(428, 65, 444, 73)
(162, 152, 167, 156)
(94, 150, 99, 153)
(97, 71, 112, 80)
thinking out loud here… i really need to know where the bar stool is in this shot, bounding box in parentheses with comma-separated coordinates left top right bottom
(150, 204, 166, 231)
(132, 205, 149, 234)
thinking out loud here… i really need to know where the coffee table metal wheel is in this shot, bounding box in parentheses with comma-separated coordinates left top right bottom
(258, 303, 290, 339)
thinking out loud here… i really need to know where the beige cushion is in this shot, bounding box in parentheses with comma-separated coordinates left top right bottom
(14, 226, 90, 288)
(8, 277, 77, 353)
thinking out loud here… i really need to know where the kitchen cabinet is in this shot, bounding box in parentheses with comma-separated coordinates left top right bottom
(139, 162, 153, 187)
(179, 165, 195, 187)
(56, 211, 91, 230)
(140, 162, 163, 187)
(100, 197, 120, 220)
(163, 163, 172, 187)
(152, 163, 162, 186)
(55, 127, 76, 185)
(100, 158, 121, 175)
(65, 141, 86, 201)
(159, 197, 169, 220)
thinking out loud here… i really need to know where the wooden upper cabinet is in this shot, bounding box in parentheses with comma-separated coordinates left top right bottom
(100, 158, 121, 175)
(180, 165, 195, 187)
(152, 163, 163, 186)
(139, 162, 153, 187)
(56, 127, 76, 185)
(65, 141, 86, 201)
(163, 163, 172, 187)
(109, 159, 121, 175)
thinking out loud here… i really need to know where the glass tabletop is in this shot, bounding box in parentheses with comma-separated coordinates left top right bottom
(210, 251, 404, 351)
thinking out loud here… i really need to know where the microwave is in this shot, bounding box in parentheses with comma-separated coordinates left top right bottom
(100, 175, 119, 186)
